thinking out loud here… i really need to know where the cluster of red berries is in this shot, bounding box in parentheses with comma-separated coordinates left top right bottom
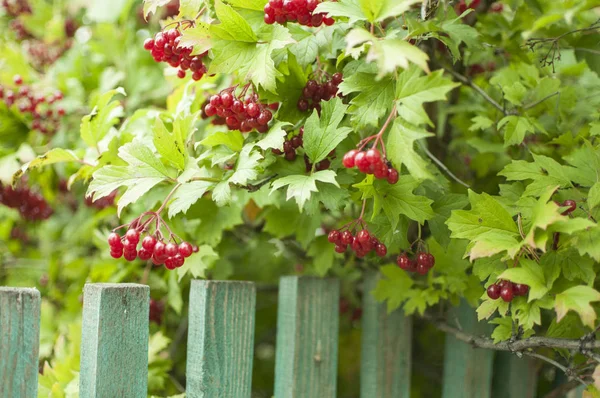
(0, 183, 53, 221)
(486, 280, 529, 302)
(9, 19, 32, 40)
(1, 0, 31, 16)
(85, 190, 117, 210)
(557, 199, 576, 215)
(327, 228, 387, 258)
(107, 228, 198, 269)
(297, 73, 343, 113)
(396, 252, 435, 275)
(342, 148, 399, 184)
(26, 40, 72, 70)
(456, 0, 480, 14)
(264, 0, 334, 27)
(273, 128, 304, 161)
(143, 28, 207, 80)
(203, 91, 274, 133)
(0, 75, 65, 134)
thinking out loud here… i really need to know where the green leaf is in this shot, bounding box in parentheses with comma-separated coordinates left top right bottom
(376, 0, 421, 21)
(314, 0, 366, 24)
(477, 297, 509, 321)
(523, 186, 562, 249)
(176, 245, 219, 281)
(223, 0, 266, 11)
(153, 118, 187, 171)
(372, 264, 414, 313)
(395, 68, 460, 126)
(472, 255, 505, 281)
(469, 116, 494, 131)
(376, 176, 434, 226)
(498, 259, 549, 302)
(271, 170, 339, 210)
(168, 180, 214, 218)
(143, 0, 171, 18)
(574, 224, 600, 262)
(188, 198, 243, 245)
(490, 317, 513, 343)
(308, 236, 335, 276)
(80, 88, 126, 149)
(256, 121, 291, 151)
(14, 148, 80, 182)
(303, 98, 352, 164)
(212, 0, 257, 43)
(118, 142, 171, 177)
(589, 182, 600, 210)
(229, 144, 263, 185)
(499, 154, 573, 197)
(200, 130, 244, 152)
(179, 22, 212, 55)
(498, 116, 535, 147)
(386, 119, 434, 181)
(178, 0, 203, 17)
(542, 250, 595, 286)
(338, 73, 395, 128)
(555, 286, 600, 328)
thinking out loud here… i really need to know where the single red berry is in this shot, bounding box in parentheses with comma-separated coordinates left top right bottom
(514, 283, 529, 296)
(110, 248, 123, 259)
(332, 72, 343, 85)
(487, 284, 501, 300)
(108, 232, 121, 247)
(209, 95, 222, 107)
(124, 250, 137, 261)
(142, 236, 157, 251)
(125, 229, 140, 244)
(138, 248, 152, 260)
(291, 135, 303, 148)
(328, 230, 341, 244)
(192, 245, 199, 253)
(426, 253, 435, 268)
(334, 244, 346, 253)
(355, 151, 370, 172)
(416, 252, 429, 267)
(177, 69, 186, 79)
(387, 168, 399, 184)
(365, 148, 382, 164)
(375, 243, 387, 257)
(561, 200, 576, 215)
(416, 262, 428, 275)
(165, 257, 176, 270)
(153, 241, 166, 258)
(500, 284, 514, 302)
(173, 253, 185, 267)
(178, 241, 193, 257)
(143, 38, 154, 50)
(342, 150, 358, 168)
(123, 239, 137, 251)
(221, 92, 233, 108)
(357, 229, 370, 244)
(397, 253, 411, 270)
(341, 231, 353, 245)
(205, 104, 217, 116)
(351, 237, 362, 252)
(165, 243, 178, 257)
(13, 75, 23, 85)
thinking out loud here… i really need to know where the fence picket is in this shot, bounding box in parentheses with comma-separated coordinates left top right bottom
(186, 280, 256, 398)
(360, 271, 412, 398)
(442, 300, 494, 398)
(274, 276, 340, 398)
(492, 352, 538, 398)
(0, 287, 41, 398)
(79, 283, 149, 398)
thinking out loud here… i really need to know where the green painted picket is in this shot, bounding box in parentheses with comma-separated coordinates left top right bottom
(0, 277, 571, 398)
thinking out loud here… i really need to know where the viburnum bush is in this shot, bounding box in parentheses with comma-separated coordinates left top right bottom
(2, 0, 600, 396)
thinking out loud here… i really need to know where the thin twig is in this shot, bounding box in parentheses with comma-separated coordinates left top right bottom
(523, 91, 560, 110)
(444, 68, 507, 115)
(418, 141, 470, 188)
(524, 352, 587, 387)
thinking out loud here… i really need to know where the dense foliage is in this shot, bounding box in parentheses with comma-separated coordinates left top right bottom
(2, 0, 600, 396)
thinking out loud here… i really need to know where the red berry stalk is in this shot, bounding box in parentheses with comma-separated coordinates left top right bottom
(264, 0, 334, 27)
(203, 85, 275, 133)
(297, 72, 343, 113)
(0, 75, 65, 134)
(143, 25, 208, 81)
(327, 201, 387, 258)
(486, 280, 529, 302)
(342, 104, 400, 184)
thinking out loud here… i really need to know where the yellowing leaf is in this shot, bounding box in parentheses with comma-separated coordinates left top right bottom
(555, 286, 600, 328)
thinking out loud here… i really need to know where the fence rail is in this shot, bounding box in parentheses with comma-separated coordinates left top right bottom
(0, 274, 575, 397)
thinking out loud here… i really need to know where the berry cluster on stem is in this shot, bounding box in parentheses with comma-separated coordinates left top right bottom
(297, 72, 343, 113)
(343, 104, 399, 184)
(396, 251, 435, 275)
(0, 182, 53, 221)
(487, 280, 529, 302)
(327, 202, 387, 258)
(273, 127, 304, 161)
(0, 75, 65, 134)
(1, 0, 31, 17)
(144, 26, 208, 80)
(264, 0, 334, 27)
(203, 86, 274, 133)
(85, 190, 117, 210)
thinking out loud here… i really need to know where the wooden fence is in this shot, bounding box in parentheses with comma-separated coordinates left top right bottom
(0, 272, 582, 397)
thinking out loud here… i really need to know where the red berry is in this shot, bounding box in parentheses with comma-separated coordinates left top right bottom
(209, 95, 222, 107)
(341, 231, 353, 245)
(110, 248, 123, 259)
(426, 253, 435, 268)
(375, 244, 387, 257)
(397, 253, 411, 270)
(416, 252, 428, 266)
(334, 244, 346, 253)
(332, 72, 343, 85)
(221, 92, 234, 108)
(500, 284, 514, 302)
(291, 136, 303, 148)
(416, 262, 428, 275)
(13, 75, 23, 85)
(514, 283, 529, 296)
(328, 230, 341, 244)
(487, 284, 501, 300)
(205, 104, 217, 116)
(357, 230, 370, 244)
(165, 257, 177, 270)
(192, 245, 199, 253)
(561, 200, 576, 215)
(108, 232, 121, 247)
(143, 38, 154, 50)
(177, 69, 186, 79)
(342, 150, 358, 168)
(142, 236, 157, 251)
(165, 243, 178, 257)
(173, 253, 185, 267)
(355, 151, 370, 172)
(387, 168, 399, 184)
(365, 148, 382, 165)
(153, 241, 166, 258)
(125, 229, 140, 244)
(178, 241, 193, 257)
(138, 248, 152, 260)
(124, 250, 137, 261)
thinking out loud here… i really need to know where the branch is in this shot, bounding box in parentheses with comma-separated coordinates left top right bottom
(444, 68, 506, 115)
(544, 379, 583, 398)
(418, 141, 470, 188)
(423, 312, 600, 351)
(524, 352, 587, 387)
(240, 174, 278, 192)
(522, 91, 560, 111)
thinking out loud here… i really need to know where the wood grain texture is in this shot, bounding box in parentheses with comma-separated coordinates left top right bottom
(0, 287, 41, 398)
(186, 280, 256, 398)
(79, 283, 149, 398)
(492, 352, 538, 398)
(360, 271, 412, 398)
(274, 276, 340, 398)
(442, 300, 494, 398)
